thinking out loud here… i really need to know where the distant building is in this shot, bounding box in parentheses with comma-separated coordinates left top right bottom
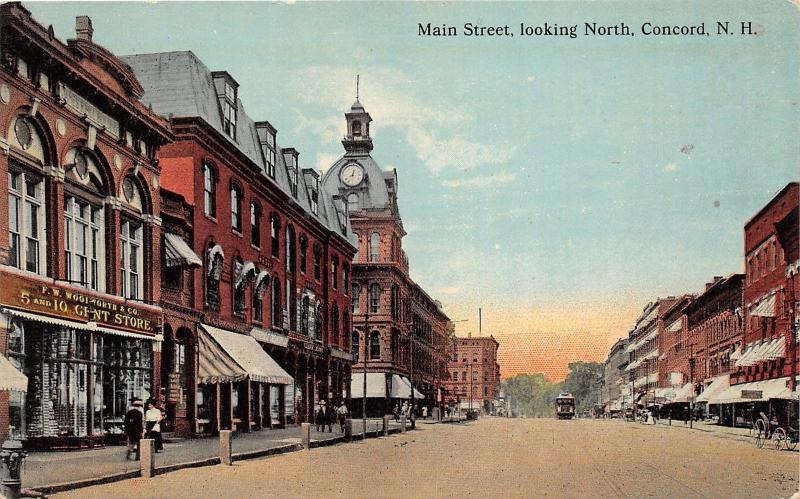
(601, 338, 628, 414)
(444, 336, 501, 414)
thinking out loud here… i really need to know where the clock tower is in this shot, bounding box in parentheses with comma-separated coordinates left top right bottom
(342, 99, 373, 154)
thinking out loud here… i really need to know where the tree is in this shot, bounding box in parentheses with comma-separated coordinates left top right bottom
(563, 361, 604, 413)
(502, 373, 563, 418)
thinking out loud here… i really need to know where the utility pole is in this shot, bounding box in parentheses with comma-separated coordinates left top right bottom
(688, 343, 695, 430)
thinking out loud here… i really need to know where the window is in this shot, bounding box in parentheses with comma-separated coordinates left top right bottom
(250, 201, 261, 247)
(252, 282, 263, 322)
(223, 82, 237, 138)
(369, 232, 380, 262)
(8, 170, 44, 274)
(369, 284, 380, 313)
(233, 260, 245, 317)
(206, 245, 223, 308)
(343, 264, 350, 292)
(271, 278, 282, 327)
(230, 184, 242, 233)
(370, 331, 381, 359)
(473, 352, 478, 362)
(173, 341, 186, 374)
(352, 284, 360, 313)
(301, 296, 310, 335)
(120, 218, 143, 300)
(286, 226, 296, 273)
(265, 131, 276, 178)
(313, 245, 321, 280)
(331, 257, 338, 290)
(352, 121, 362, 136)
(391, 285, 399, 319)
(299, 236, 307, 273)
(352, 331, 360, 361)
(347, 193, 359, 212)
(64, 196, 104, 291)
(203, 163, 216, 217)
(331, 303, 339, 344)
(461, 371, 466, 382)
(343, 312, 349, 347)
(310, 188, 318, 215)
(270, 215, 280, 258)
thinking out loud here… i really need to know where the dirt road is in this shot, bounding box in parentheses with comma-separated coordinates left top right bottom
(57, 418, 799, 498)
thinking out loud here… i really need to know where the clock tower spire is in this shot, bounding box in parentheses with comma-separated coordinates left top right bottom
(342, 78, 373, 154)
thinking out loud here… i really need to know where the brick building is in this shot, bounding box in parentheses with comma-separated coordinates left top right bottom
(320, 99, 451, 417)
(124, 51, 357, 435)
(656, 295, 694, 405)
(444, 336, 501, 414)
(0, 5, 171, 446)
(600, 338, 628, 414)
(730, 182, 798, 394)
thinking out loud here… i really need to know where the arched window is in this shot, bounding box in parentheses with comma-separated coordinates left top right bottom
(370, 331, 381, 360)
(233, 258, 246, 316)
(270, 214, 280, 258)
(352, 120, 362, 136)
(369, 232, 379, 262)
(369, 283, 380, 313)
(347, 193, 359, 212)
(203, 163, 216, 217)
(120, 217, 143, 300)
(230, 184, 242, 232)
(253, 271, 266, 323)
(331, 256, 338, 290)
(271, 278, 281, 327)
(351, 284, 360, 313)
(391, 285, 400, 319)
(315, 303, 323, 341)
(250, 201, 261, 247)
(343, 263, 350, 292)
(313, 245, 322, 280)
(206, 244, 224, 308)
(352, 331, 360, 361)
(301, 295, 310, 335)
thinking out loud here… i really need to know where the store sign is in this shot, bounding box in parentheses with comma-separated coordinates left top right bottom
(741, 390, 762, 399)
(302, 340, 325, 355)
(0, 272, 159, 335)
(57, 82, 120, 138)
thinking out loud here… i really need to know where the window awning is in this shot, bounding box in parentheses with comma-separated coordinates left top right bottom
(163, 233, 202, 268)
(749, 292, 776, 318)
(736, 338, 785, 367)
(695, 375, 730, 403)
(2, 307, 157, 340)
(711, 377, 795, 404)
(0, 355, 27, 392)
(350, 372, 388, 398)
(398, 376, 425, 399)
(198, 324, 293, 385)
(249, 327, 289, 348)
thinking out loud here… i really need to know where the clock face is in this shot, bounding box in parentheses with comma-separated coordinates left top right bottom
(340, 163, 364, 187)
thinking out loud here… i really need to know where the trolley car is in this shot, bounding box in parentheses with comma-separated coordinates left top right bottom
(555, 393, 576, 420)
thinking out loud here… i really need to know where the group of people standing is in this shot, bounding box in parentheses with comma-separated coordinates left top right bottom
(393, 401, 427, 422)
(315, 400, 349, 433)
(123, 398, 166, 460)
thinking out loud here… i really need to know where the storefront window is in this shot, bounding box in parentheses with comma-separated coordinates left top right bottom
(9, 391, 25, 439)
(270, 385, 280, 425)
(102, 336, 152, 435)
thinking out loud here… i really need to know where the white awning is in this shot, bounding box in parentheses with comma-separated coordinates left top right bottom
(400, 376, 425, 399)
(729, 346, 743, 361)
(253, 271, 269, 298)
(736, 338, 785, 367)
(390, 374, 409, 398)
(696, 375, 730, 403)
(234, 261, 256, 288)
(249, 327, 289, 348)
(350, 372, 388, 398)
(0, 355, 27, 392)
(163, 233, 202, 268)
(750, 292, 776, 318)
(2, 307, 156, 340)
(666, 320, 681, 332)
(199, 324, 293, 385)
(712, 377, 795, 404)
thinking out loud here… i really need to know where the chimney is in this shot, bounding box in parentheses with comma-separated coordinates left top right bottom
(75, 16, 93, 41)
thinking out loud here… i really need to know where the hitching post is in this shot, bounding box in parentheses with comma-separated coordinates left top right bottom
(0, 438, 26, 499)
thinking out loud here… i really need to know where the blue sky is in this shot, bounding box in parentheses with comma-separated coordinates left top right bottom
(27, 1, 800, 364)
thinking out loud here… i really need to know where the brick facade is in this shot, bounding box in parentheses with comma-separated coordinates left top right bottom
(444, 336, 501, 413)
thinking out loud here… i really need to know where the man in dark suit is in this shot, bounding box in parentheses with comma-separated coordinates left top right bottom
(124, 398, 144, 460)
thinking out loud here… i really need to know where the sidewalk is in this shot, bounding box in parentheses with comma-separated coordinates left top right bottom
(619, 417, 754, 443)
(24, 418, 409, 494)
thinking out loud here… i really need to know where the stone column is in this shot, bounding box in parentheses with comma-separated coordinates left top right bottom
(300, 422, 311, 450)
(140, 439, 155, 478)
(382, 415, 390, 436)
(219, 430, 232, 465)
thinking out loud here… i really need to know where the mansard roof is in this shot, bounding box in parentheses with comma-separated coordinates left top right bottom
(121, 50, 356, 247)
(321, 153, 394, 211)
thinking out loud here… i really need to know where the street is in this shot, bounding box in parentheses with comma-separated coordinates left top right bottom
(55, 418, 799, 499)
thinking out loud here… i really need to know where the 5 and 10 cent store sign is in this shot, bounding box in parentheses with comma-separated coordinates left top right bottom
(0, 273, 159, 335)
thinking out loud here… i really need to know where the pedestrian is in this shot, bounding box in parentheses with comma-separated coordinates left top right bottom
(393, 403, 400, 423)
(316, 401, 326, 432)
(324, 401, 333, 433)
(337, 401, 349, 433)
(422, 406, 428, 419)
(401, 401, 409, 418)
(124, 398, 144, 460)
(144, 399, 164, 453)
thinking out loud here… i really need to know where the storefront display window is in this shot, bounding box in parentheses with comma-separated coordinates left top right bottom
(102, 337, 152, 435)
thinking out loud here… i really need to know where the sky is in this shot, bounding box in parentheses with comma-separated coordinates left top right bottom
(27, 1, 800, 380)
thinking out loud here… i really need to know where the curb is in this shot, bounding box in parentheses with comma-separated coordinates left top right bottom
(29, 427, 417, 495)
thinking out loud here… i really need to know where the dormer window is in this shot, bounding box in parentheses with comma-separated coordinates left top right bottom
(223, 92, 237, 138)
(310, 189, 318, 215)
(266, 132, 276, 177)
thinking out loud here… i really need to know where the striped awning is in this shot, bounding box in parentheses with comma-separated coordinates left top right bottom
(350, 372, 388, 398)
(696, 375, 730, 403)
(0, 355, 27, 392)
(750, 292, 776, 318)
(163, 233, 202, 268)
(198, 324, 293, 385)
